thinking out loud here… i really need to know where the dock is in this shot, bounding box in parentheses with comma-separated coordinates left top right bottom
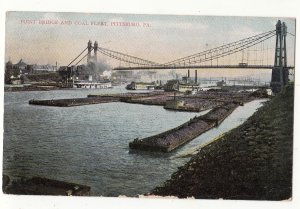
(129, 102, 239, 152)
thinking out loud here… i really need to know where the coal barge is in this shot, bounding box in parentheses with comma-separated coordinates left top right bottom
(129, 102, 239, 152)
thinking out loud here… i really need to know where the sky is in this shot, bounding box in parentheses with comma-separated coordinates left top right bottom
(5, 12, 296, 80)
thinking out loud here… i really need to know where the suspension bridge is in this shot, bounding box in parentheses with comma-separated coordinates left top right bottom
(63, 20, 295, 93)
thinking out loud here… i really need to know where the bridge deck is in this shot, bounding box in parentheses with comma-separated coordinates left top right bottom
(113, 65, 294, 71)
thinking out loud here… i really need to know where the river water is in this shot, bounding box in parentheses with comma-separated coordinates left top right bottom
(3, 86, 267, 196)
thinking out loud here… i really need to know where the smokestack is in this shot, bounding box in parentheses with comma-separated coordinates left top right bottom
(195, 70, 198, 84)
(188, 69, 190, 78)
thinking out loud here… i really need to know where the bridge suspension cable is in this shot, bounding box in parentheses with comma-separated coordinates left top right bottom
(97, 46, 160, 66)
(63, 47, 88, 70)
(163, 30, 276, 67)
(74, 53, 89, 66)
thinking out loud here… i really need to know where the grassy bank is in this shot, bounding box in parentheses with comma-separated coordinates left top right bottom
(152, 85, 294, 200)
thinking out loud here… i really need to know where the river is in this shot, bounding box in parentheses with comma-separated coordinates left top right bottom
(3, 86, 267, 196)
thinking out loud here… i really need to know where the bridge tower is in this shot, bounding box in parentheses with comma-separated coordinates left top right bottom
(87, 40, 93, 63)
(94, 41, 98, 63)
(271, 20, 289, 94)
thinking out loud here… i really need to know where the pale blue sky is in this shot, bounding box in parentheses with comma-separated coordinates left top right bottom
(5, 11, 296, 70)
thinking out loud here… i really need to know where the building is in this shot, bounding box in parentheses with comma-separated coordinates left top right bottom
(178, 83, 201, 92)
(32, 64, 56, 73)
(5, 59, 29, 84)
(14, 59, 27, 71)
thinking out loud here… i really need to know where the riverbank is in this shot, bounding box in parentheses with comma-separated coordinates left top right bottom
(3, 175, 90, 196)
(151, 84, 293, 200)
(4, 85, 64, 92)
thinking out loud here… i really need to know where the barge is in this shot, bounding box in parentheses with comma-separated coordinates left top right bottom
(29, 96, 119, 107)
(129, 102, 239, 152)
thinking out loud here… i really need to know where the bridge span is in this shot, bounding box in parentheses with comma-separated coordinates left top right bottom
(113, 65, 295, 71)
(62, 20, 294, 94)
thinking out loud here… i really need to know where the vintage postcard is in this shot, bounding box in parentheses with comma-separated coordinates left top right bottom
(3, 11, 295, 200)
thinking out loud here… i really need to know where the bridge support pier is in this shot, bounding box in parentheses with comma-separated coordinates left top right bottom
(271, 67, 289, 94)
(270, 20, 288, 94)
(87, 40, 93, 63)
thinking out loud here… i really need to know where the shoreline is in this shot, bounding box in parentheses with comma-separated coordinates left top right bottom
(151, 85, 293, 200)
(4, 85, 70, 92)
(3, 175, 91, 196)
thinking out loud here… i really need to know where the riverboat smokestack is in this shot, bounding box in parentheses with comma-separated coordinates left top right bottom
(195, 70, 198, 84)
